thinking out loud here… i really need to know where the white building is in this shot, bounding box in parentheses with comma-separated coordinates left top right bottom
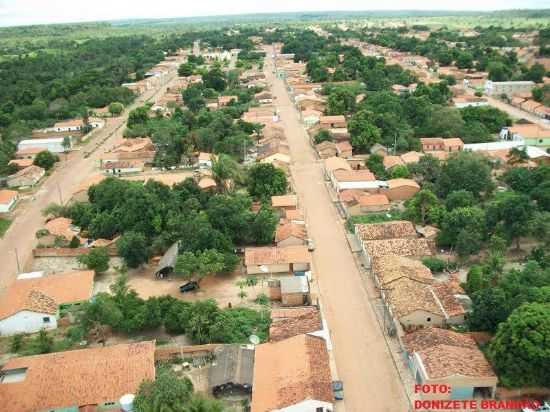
(484, 80, 535, 97)
(0, 271, 94, 336)
(0, 190, 18, 213)
(18, 137, 67, 154)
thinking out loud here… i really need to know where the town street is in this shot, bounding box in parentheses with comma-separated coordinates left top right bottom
(264, 55, 411, 411)
(0, 64, 183, 292)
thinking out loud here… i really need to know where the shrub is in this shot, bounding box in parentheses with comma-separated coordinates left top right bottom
(421, 257, 447, 273)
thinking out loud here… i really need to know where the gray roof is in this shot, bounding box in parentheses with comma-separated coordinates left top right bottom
(156, 242, 178, 273)
(280, 276, 309, 294)
(209, 345, 255, 389)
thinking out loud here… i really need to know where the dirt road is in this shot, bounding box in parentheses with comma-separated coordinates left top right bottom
(0, 63, 183, 292)
(485, 95, 550, 128)
(265, 55, 410, 411)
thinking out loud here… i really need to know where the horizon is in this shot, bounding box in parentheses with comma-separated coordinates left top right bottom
(0, 1, 549, 28)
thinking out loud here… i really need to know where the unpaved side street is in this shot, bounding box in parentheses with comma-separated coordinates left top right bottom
(264, 54, 411, 412)
(0, 64, 183, 292)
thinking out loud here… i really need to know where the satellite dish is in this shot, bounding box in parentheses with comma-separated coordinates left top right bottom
(249, 335, 260, 345)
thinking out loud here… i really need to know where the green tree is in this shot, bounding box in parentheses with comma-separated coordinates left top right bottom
(117, 231, 149, 268)
(175, 249, 226, 284)
(405, 189, 440, 225)
(526, 63, 546, 83)
(127, 106, 149, 128)
(62, 136, 71, 152)
(314, 129, 333, 145)
(249, 205, 278, 245)
(486, 193, 535, 250)
(203, 68, 226, 92)
(408, 154, 441, 184)
(134, 367, 194, 412)
(445, 190, 475, 211)
(348, 110, 381, 153)
(108, 102, 124, 116)
(390, 164, 409, 179)
(366, 154, 387, 180)
(178, 63, 195, 77)
(77, 247, 110, 274)
(247, 163, 287, 200)
(489, 303, 550, 387)
(469, 288, 509, 332)
(436, 152, 493, 198)
(33, 150, 58, 170)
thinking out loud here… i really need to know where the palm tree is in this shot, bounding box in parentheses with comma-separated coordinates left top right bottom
(211, 154, 242, 192)
(507, 147, 529, 165)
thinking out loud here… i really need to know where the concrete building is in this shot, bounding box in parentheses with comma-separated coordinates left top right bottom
(17, 137, 67, 154)
(484, 80, 535, 96)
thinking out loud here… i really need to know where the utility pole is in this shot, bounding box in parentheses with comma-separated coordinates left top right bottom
(14, 248, 21, 273)
(57, 183, 63, 205)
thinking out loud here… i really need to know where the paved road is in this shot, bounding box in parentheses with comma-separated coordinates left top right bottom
(265, 53, 410, 412)
(0, 63, 184, 292)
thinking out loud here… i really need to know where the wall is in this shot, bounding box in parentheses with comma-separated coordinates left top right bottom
(0, 310, 57, 336)
(246, 264, 290, 275)
(399, 310, 445, 328)
(282, 292, 306, 306)
(276, 399, 333, 412)
(0, 197, 16, 213)
(277, 237, 304, 248)
(384, 186, 419, 201)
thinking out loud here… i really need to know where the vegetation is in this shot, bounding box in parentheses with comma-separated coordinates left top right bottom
(77, 247, 110, 274)
(81, 273, 271, 344)
(33, 150, 59, 170)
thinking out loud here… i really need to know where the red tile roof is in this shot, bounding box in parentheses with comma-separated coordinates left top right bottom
(251, 335, 332, 412)
(0, 341, 155, 412)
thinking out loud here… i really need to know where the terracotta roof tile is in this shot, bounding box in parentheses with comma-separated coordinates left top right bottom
(333, 169, 375, 182)
(0, 189, 18, 204)
(356, 221, 417, 241)
(0, 271, 94, 320)
(432, 281, 466, 317)
(275, 222, 307, 242)
(418, 344, 496, 379)
(251, 335, 332, 412)
(359, 193, 390, 207)
(269, 308, 322, 342)
(245, 246, 310, 266)
(385, 277, 443, 319)
(324, 156, 351, 172)
(372, 255, 433, 287)
(0, 341, 155, 412)
(383, 155, 405, 169)
(402, 327, 477, 353)
(387, 178, 420, 189)
(363, 238, 433, 259)
(271, 195, 298, 208)
(44, 217, 78, 240)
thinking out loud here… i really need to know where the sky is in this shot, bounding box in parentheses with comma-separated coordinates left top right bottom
(0, 0, 548, 27)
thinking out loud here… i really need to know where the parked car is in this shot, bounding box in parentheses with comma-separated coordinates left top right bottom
(179, 281, 199, 293)
(523, 402, 550, 412)
(307, 238, 315, 251)
(332, 380, 344, 400)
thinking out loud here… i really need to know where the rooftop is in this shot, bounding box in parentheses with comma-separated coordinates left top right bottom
(386, 277, 443, 319)
(245, 246, 310, 266)
(269, 307, 322, 342)
(363, 238, 433, 259)
(0, 341, 155, 412)
(418, 344, 496, 379)
(402, 327, 477, 354)
(44, 217, 77, 240)
(387, 178, 421, 189)
(356, 221, 417, 241)
(251, 335, 332, 412)
(0, 189, 18, 204)
(209, 345, 254, 390)
(324, 156, 351, 172)
(333, 169, 375, 182)
(372, 254, 433, 287)
(271, 194, 298, 208)
(0, 270, 94, 320)
(275, 222, 307, 242)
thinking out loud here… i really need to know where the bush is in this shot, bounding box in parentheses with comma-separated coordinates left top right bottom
(33, 150, 59, 170)
(421, 257, 447, 273)
(254, 293, 269, 305)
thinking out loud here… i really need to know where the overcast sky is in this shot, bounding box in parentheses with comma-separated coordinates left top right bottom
(0, 0, 547, 27)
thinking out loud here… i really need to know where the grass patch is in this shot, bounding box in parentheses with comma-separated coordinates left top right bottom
(345, 210, 405, 232)
(0, 218, 12, 237)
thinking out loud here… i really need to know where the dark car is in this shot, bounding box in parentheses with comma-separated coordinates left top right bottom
(332, 380, 344, 400)
(179, 281, 199, 293)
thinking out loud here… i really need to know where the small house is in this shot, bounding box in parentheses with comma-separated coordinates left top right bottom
(319, 115, 346, 129)
(0, 271, 94, 336)
(275, 222, 307, 247)
(268, 276, 310, 306)
(7, 165, 45, 188)
(244, 245, 310, 275)
(383, 178, 420, 201)
(209, 345, 254, 397)
(0, 190, 18, 213)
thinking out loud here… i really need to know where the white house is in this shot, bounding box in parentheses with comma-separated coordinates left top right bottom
(274, 400, 334, 412)
(0, 190, 18, 213)
(198, 152, 217, 169)
(0, 271, 94, 336)
(17, 137, 67, 154)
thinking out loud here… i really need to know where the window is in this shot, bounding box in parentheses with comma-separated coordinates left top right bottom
(104, 401, 116, 406)
(42, 317, 50, 323)
(426, 317, 431, 322)
(316, 408, 324, 412)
